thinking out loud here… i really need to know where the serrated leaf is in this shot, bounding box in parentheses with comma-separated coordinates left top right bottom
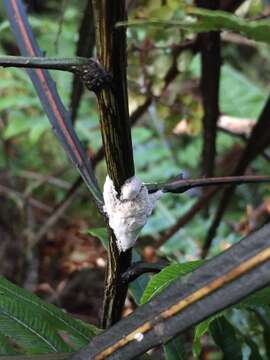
(140, 260, 204, 304)
(0, 277, 98, 355)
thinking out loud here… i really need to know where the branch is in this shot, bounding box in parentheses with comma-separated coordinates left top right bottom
(121, 261, 167, 284)
(218, 125, 270, 163)
(0, 55, 112, 93)
(196, 0, 221, 179)
(147, 175, 270, 194)
(0, 55, 88, 69)
(71, 224, 270, 360)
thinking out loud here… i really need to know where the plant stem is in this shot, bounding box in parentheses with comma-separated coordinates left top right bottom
(91, 0, 135, 328)
(147, 175, 270, 194)
(196, 0, 221, 179)
(0, 56, 89, 72)
(0, 55, 112, 93)
(0, 55, 89, 70)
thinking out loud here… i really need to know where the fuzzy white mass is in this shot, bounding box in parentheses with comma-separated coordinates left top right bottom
(103, 176, 163, 252)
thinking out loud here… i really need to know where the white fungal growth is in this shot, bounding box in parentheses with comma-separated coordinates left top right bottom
(103, 176, 163, 253)
(134, 332, 144, 342)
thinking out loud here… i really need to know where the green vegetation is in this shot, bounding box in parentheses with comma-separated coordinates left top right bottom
(1, 0, 270, 358)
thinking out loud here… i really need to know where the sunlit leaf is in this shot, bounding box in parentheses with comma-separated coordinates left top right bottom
(140, 260, 204, 304)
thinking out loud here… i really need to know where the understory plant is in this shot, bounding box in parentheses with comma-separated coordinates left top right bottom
(1, 0, 270, 359)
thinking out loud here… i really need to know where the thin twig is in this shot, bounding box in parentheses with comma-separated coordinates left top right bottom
(219, 126, 270, 162)
(0, 55, 90, 70)
(17, 169, 71, 190)
(32, 185, 79, 246)
(148, 175, 270, 194)
(121, 261, 167, 284)
(0, 184, 56, 213)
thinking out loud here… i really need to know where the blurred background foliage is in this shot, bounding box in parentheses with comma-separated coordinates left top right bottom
(1, 0, 270, 358)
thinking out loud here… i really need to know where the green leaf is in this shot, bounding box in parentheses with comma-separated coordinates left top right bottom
(87, 228, 150, 304)
(193, 317, 213, 357)
(118, 7, 270, 44)
(193, 312, 225, 358)
(87, 228, 109, 248)
(209, 317, 242, 360)
(0, 277, 98, 355)
(188, 7, 270, 43)
(164, 336, 187, 360)
(239, 287, 270, 308)
(140, 260, 204, 304)
(192, 287, 270, 358)
(253, 308, 270, 358)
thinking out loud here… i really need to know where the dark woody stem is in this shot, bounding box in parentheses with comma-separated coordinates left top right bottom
(121, 261, 167, 284)
(91, 0, 135, 328)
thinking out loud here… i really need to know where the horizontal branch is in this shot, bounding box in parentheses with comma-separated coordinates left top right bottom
(121, 261, 167, 284)
(147, 175, 270, 194)
(0, 55, 89, 70)
(0, 55, 112, 92)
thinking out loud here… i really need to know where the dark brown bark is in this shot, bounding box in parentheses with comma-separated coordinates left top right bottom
(197, 0, 221, 178)
(91, 0, 135, 328)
